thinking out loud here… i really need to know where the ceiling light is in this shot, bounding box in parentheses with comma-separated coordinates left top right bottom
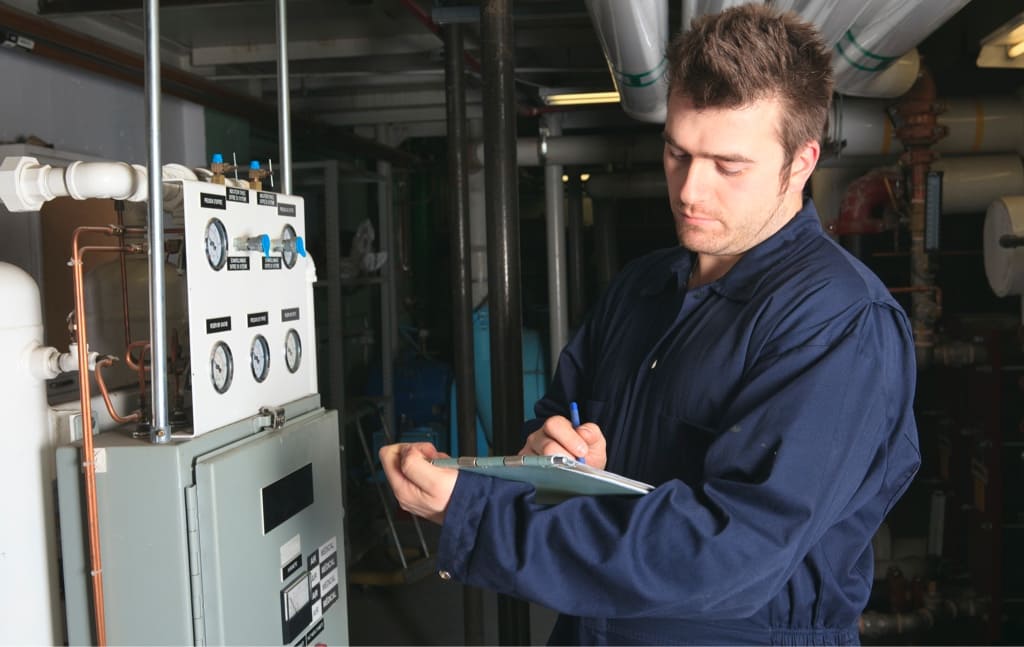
(543, 91, 620, 106)
(977, 11, 1024, 68)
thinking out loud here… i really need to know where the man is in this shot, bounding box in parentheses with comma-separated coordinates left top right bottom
(380, 4, 920, 644)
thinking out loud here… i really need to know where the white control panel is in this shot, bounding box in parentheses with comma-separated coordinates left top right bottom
(180, 180, 318, 435)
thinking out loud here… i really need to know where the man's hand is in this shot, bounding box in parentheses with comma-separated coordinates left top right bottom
(519, 415, 607, 470)
(378, 442, 458, 525)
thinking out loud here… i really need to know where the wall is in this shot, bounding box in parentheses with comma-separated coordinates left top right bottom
(0, 49, 205, 166)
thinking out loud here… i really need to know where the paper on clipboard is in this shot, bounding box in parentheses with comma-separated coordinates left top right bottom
(430, 455, 654, 504)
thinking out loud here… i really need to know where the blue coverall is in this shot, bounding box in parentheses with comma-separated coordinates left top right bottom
(437, 200, 921, 645)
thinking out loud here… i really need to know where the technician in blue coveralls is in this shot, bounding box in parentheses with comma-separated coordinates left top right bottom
(380, 4, 921, 645)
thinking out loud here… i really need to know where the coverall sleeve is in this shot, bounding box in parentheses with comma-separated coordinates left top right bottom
(438, 301, 921, 619)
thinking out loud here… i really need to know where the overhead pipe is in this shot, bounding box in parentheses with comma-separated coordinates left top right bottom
(831, 0, 970, 98)
(541, 114, 570, 373)
(831, 96, 1024, 157)
(481, 0, 530, 642)
(585, 0, 669, 124)
(443, 22, 485, 646)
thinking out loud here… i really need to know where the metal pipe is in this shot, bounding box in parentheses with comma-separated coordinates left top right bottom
(144, 0, 169, 444)
(70, 228, 119, 646)
(444, 23, 485, 645)
(593, 198, 619, 291)
(566, 173, 586, 328)
(275, 0, 292, 195)
(376, 126, 398, 442)
(542, 115, 569, 374)
(481, 0, 530, 642)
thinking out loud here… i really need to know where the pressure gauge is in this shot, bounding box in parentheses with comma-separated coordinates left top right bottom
(284, 329, 302, 373)
(250, 334, 270, 383)
(210, 341, 234, 394)
(205, 218, 229, 271)
(280, 224, 298, 269)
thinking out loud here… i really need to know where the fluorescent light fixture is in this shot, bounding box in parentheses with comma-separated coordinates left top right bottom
(977, 11, 1024, 68)
(544, 91, 620, 106)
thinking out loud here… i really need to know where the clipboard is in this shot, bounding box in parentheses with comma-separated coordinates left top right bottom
(431, 455, 654, 504)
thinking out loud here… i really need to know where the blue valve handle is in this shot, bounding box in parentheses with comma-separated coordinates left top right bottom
(296, 236, 307, 258)
(259, 234, 271, 258)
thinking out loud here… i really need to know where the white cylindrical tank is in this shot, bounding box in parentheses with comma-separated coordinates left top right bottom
(0, 262, 61, 644)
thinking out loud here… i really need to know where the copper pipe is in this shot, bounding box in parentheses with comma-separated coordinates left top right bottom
(888, 285, 944, 317)
(115, 203, 133, 346)
(94, 358, 142, 424)
(70, 229, 120, 646)
(70, 224, 144, 645)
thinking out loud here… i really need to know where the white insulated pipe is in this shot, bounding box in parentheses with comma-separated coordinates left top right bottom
(0, 262, 63, 645)
(584, 155, 1024, 218)
(831, 96, 1024, 157)
(831, 0, 970, 98)
(932, 155, 1024, 215)
(585, 0, 668, 124)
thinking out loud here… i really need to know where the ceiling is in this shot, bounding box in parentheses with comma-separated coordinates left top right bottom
(3, 0, 1023, 155)
(4, 0, 633, 138)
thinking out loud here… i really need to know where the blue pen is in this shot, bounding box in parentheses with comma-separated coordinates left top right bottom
(569, 401, 586, 464)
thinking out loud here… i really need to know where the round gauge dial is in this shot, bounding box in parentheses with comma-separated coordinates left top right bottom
(284, 329, 302, 373)
(205, 218, 229, 271)
(209, 341, 233, 394)
(250, 334, 270, 383)
(281, 224, 298, 269)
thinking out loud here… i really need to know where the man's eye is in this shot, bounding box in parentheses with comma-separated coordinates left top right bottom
(718, 165, 742, 176)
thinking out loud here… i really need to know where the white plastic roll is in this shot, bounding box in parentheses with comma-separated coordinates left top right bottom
(984, 196, 1024, 297)
(0, 262, 60, 644)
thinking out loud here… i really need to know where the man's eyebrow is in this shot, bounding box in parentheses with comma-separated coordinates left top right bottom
(661, 131, 755, 164)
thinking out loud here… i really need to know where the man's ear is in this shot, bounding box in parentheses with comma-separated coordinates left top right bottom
(786, 140, 820, 196)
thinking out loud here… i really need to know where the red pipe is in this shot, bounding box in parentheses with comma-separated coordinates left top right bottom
(835, 170, 900, 236)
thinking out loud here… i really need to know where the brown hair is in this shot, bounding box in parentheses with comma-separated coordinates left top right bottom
(666, 3, 834, 178)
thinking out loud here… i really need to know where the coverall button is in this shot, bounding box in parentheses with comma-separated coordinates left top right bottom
(438, 570, 452, 580)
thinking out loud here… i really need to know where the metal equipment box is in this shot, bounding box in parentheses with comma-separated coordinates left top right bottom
(56, 395, 347, 645)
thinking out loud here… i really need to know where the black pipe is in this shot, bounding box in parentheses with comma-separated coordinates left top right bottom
(567, 173, 586, 328)
(593, 198, 619, 292)
(444, 22, 485, 647)
(481, 0, 530, 644)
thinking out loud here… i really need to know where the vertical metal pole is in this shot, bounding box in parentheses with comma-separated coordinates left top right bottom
(542, 114, 568, 374)
(481, 0, 530, 643)
(566, 173, 585, 329)
(377, 126, 397, 441)
(444, 23, 485, 645)
(144, 0, 169, 444)
(275, 0, 292, 195)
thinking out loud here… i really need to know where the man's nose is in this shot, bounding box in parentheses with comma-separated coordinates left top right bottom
(676, 158, 712, 206)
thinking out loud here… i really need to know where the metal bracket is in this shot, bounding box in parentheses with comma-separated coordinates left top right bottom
(257, 406, 287, 430)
